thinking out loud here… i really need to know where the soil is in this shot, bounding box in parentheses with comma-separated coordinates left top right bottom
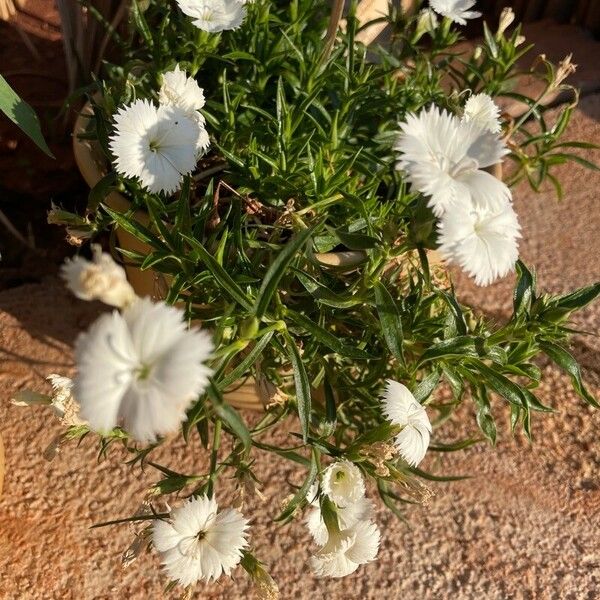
(0, 0, 88, 291)
(0, 2, 600, 600)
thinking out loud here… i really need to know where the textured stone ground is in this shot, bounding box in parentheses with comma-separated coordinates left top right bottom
(1, 79, 600, 600)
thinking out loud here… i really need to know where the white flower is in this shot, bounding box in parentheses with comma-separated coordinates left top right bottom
(463, 93, 502, 134)
(74, 297, 213, 442)
(429, 0, 481, 25)
(437, 200, 521, 286)
(321, 460, 365, 508)
(394, 105, 510, 217)
(60, 244, 136, 308)
(177, 0, 246, 32)
(306, 496, 374, 545)
(159, 65, 210, 156)
(310, 521, 380, 578)
(109, 99, 200, 195)
(153, 495, 249, 586)
(381, 380, 432, 467)
(159, 65, 205, 113)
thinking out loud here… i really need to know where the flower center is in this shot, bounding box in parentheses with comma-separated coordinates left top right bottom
(148, 139, 161, 153)
(335, 471, 346, 482)
(135, 363, 153, 381)
(196, 530, 207, 541)
(448, 155, 479, 179)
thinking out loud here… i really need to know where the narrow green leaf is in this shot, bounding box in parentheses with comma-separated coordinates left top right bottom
(87, 173, 116, 212)
(253, 224, 320, 319)
(103, 205, 168, 250)
(413, 369, 441, 403)
(374, 280, 404, 363)
(469, 361, 524, 407)
(335, 229, 379, 250)
(207, 384, 252, 452)
(283, 332, 312, 442)
(180, 233, 252, 311)
(0, 75, 53, 157)
(555, 283, 600, 312)
(429, 438, 483, 452)
(473, 385, 496, 444)
(540, 341, 599, 408)
(274, 452, 318, 522)
(287, 311, 372, 359)
(217, 332, 275, 390)
(513, 260, 536, 317)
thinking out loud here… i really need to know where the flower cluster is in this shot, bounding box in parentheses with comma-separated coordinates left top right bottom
(62, 248, 214, 443)
(25, 0, 600, 596)
(395, 100, 521, 286)
(307, 462, 380, 578)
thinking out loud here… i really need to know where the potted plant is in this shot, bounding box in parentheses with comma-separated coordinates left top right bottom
(17, 0, 599, 595)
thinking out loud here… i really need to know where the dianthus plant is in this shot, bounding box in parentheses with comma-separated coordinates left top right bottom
(25, 0, 600, 593)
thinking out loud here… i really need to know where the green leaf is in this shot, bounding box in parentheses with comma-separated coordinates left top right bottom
(287, 311, 372, 359)
(335, 229, 379, 250)
(283, 332, 312, 442)
(253, 223, 320, 319)
(468, 361, 524, 407)
(374, 280, 404, 363)
(0, 75, 53, 157)
(180, 233, 252, 311)
(88, 173, 116, 212)
(429, 438, 483, 452)
(274, 452, 318, 522)
(473, 385, 496, 444)
(410, 467, 470, 482)
(420, 336, 506, 364)
(217, 332, 275, 390)
(436, 290, 468, 336)
(207, 384, 252, 452)
(513, 261, 536, 317)
(346, 422, 401, 453)
(540, 341, 599, 408)
(413, 369, 441, 403)
(103, 205, 169, 250)
(555, 283, 600, 312)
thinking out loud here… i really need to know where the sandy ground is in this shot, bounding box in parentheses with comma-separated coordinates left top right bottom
(1, 87, 600, 600)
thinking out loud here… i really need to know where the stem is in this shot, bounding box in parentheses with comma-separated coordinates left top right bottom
(207, 419, 222, 498)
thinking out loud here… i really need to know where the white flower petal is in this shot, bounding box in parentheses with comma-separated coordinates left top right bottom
(61, 244, 136, 308)
(152, 496, 249, 586)
(159, 64, 205, 113)
(395, 105, 508, 216)
(381, 380, 432, 466)
(437, 201, 521, 286)
(321, 460, 365, 508)
(177, 0, 246, 32)
(429, 0, 481, 25)
(306, 497, 374, 545)
(463, 93, 502, 133)
(394, 424, 431, 467)
(74, 298, 213, 442)
(310, 521, 380, 578)
(109, 100, 200, 195)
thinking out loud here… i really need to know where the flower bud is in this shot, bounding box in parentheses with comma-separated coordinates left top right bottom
(497, 7, 515, 37)
(61, 244, 137, 308)
(413, 8, 438, 42)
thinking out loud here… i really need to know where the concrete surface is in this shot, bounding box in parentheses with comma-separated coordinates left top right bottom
(1, 95, 600, 599)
